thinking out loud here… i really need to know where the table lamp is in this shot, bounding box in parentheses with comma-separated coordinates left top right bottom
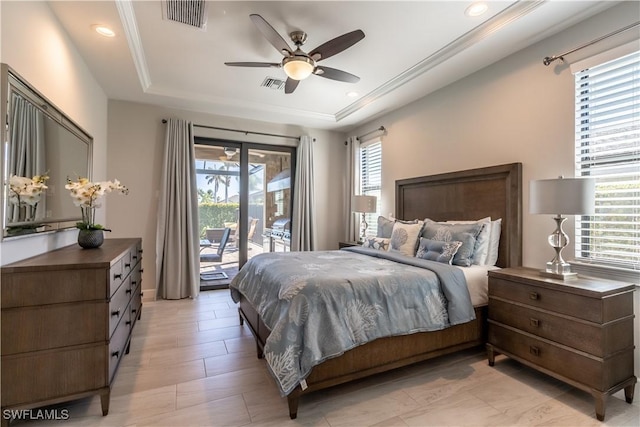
(352, 195, 377, 242)
(530, 176, 595, 280)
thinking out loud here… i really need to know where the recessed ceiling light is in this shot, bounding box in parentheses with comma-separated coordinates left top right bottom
(92, 24, 115, 37)
(347, 91, 359, 98)
(465, 2, 488, 17)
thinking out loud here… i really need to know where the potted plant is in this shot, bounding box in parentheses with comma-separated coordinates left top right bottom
(65, 177, 128, 248)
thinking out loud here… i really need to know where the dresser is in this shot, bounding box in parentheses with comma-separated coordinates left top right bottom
(1, 238, 143, 426)
(487, 267, 636, 421)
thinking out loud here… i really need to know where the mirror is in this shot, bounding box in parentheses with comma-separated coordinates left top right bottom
(1, 64, 92, 239)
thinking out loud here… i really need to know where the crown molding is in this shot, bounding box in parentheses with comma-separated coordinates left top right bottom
(335, 0, 545, 122)
(116, 0, 151, 91)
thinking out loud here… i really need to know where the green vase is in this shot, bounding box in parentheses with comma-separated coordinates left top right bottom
(78, 229, 104, 249)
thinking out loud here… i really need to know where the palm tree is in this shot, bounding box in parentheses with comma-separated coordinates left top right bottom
(198, 188, 215, 204)
(205, 164, 227, 202)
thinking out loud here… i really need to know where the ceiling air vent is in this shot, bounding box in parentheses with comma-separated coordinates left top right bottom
(162, 0, 208, 29)
(261, 77, 285, 91)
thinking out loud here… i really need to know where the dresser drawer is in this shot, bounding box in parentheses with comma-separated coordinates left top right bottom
(489, 323, 634, 391)
(108, 303, 132, 382)
(1, 301, 107, 355)
(1, 269, 105, 308)
(130, 290, 142, 325)
(122, 250, 133, 275)
(1, 343, 107, 407)
(490, 277, 606, 322)
(488, 298, 634, 357)
(109, 259, 125, 297)
(109, 276, 133, 337)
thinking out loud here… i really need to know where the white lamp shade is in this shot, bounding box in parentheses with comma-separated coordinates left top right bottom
(530, 177, 596, 215)
(352, 195, 377, 213)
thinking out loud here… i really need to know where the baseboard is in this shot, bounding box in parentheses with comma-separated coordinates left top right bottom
(142, 287, 156, 302)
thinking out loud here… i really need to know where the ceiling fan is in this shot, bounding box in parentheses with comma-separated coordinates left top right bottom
(225, 14, 365, 94)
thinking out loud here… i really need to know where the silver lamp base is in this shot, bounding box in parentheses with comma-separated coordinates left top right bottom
(539, 215, 578, 281)
(539, 261, 578, 280)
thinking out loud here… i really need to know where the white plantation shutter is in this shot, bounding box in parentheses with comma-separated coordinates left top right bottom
(359, 138, 382, 237)
(574, 49, 640, 271)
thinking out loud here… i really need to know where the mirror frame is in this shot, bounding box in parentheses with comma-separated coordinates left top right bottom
(1, 63, 93, 240)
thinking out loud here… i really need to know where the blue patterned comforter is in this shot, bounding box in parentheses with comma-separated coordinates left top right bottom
(229, 247, 475, 396)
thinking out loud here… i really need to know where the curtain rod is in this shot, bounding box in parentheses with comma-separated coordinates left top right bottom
(357, 126, 386, 140)
(543, 21, 640, 66)
(161, 119, 300, 141)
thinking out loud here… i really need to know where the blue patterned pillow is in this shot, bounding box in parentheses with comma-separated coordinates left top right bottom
(377, 216, 419, 238)
(361, 237, 390, 251)
(377, 216, 395, 238)
(421, 220, 483, 267)
(416, 238, 463, 264)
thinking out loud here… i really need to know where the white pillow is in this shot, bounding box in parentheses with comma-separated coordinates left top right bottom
(445, 217, 491, 265)
(486, 218, 502, 266)
(388, 222, 423, 257)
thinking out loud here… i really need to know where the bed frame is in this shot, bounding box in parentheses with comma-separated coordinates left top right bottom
(237, 162, 522, 418)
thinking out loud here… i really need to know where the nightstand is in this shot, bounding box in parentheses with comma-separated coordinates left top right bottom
(487, 267, 636, 421)
(338, 241, 360, 249)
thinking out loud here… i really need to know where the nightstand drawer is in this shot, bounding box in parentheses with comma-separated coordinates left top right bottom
(488, 298, 634, 357)
(489, 323, 634, 391)
(490, 277, 603, 322)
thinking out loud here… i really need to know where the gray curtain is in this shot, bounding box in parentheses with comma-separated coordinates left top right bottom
(155, 119, 200, 299)
(291, 135, 316, 251)
(8, 93, 46, 222)
(344, 135, 360, 242)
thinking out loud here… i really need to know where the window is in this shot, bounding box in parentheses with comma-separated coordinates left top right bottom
(574, 49, 639, 271)
(359, 138, 382, 237)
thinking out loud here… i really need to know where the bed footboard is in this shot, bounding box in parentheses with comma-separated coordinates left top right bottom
(237, 294, 487, 419)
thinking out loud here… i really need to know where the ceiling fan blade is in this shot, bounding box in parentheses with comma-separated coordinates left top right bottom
(309, 30, 365, 62)
(250, 14, 292, 56)
(284, 78, 300, 94)
(225, 62, 280, 68)
(314, 66, 360, 83)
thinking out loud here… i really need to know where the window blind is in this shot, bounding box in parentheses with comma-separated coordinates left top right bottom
(574, 49, 640, 270)
(359, 138, 381, 237)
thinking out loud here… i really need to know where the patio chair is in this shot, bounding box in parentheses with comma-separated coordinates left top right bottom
(229, 218, 259, 247)
(200, 227, 231, 264)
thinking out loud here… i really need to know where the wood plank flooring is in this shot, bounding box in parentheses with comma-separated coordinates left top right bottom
(9, 289, 638, 426)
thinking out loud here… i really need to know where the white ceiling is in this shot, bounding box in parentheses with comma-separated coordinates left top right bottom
(48, 1, 617, 132)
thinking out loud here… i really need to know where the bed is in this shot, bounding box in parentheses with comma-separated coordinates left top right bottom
(231, 162, 522, 419)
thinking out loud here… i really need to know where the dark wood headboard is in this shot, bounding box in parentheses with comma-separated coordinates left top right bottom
(395, 163, 522, 268)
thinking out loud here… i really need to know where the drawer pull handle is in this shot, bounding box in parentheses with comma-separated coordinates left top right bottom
(529, 292, 539, 300)
(133, 255, 138, 260)
(140, 269, 144, 273)
(111, 309, 121, 317)
(111, 351, 120, 358)
(530, 318, 540, 327)
(126, 320, 132, 325)
(125, 263, 131, 268)
(126, 288, 132, 294)
(132, 281, 137, 286)
(139, 249, 143, 254)
(140, 292, 144, 297)
(114, 273, 122, 280)
(529, 346, 540, 357)
(132, 308, 137, 314)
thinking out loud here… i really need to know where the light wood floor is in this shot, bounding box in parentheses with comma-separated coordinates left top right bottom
(12, 289, 638, 426)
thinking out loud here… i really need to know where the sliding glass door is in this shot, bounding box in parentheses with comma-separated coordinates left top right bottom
(194, 139, 294, 288)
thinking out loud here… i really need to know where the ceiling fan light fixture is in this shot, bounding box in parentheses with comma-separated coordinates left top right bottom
(283, 56, 315, 80)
